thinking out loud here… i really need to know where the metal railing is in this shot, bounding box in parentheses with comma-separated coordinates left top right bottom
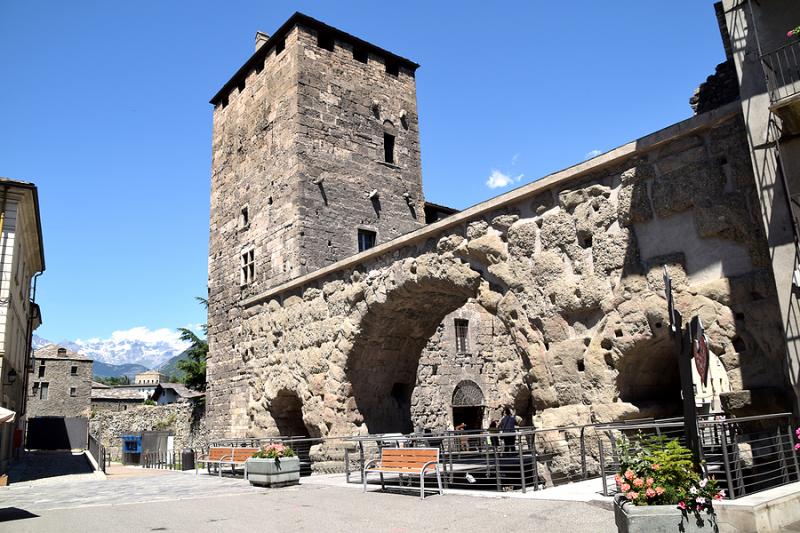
(762, 40, 800, 103)
(88, 434, 108, 473)
(206, 413, 798, 499)
(142, 451, 180, 470)
(596, 413, 799, 500)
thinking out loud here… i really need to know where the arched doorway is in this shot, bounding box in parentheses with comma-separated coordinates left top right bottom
(452, 380, 485, 430)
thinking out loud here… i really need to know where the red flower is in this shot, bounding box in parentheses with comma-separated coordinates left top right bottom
(633, 478, 644, 488)
(621, 483, 631, 492)
(646, 477, 654, 487)
(678, 501, 686, 510)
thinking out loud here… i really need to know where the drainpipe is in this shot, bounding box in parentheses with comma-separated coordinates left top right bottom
(20, 272, 42, 430)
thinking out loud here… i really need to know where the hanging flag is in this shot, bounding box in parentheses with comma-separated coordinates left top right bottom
(663, 265, 677, 334)
(690, 316, 710, 387)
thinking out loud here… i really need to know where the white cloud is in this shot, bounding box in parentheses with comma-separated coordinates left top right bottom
(486, 170, 524, 189)
(585, 149, 603, 160)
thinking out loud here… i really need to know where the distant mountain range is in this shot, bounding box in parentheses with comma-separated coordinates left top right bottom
(32, 334, 191, 379)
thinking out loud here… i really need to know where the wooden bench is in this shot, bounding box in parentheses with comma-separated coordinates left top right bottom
(196, 446, 259, 478)
(363, 447, 443, 499)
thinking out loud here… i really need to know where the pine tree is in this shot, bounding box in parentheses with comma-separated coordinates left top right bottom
(177, 297, 208, 391)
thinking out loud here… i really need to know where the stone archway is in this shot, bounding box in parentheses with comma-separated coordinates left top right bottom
(269, 389, 316, 438)
(452, 380, 485, 431)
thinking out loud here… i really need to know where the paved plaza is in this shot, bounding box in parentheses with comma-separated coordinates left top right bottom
(0, 459, 617, 532)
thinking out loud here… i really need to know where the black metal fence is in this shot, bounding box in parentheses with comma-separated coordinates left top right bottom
(205, 412, 799, 500)
(88, 433, 108, 473)
(142, 450, 180, 470)
(762, 40, 800, 103)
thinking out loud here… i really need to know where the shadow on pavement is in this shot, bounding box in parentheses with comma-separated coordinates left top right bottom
(8, 451, 94, 483)
(0, 507, 39, 522)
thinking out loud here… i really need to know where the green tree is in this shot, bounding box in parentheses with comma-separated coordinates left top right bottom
(177, 297, 208, 391)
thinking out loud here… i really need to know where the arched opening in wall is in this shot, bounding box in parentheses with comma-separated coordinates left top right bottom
(452, 380, 485, 431)
(615, 334, 681, 417)
(345, 259, 486, 434)
(269, 390, 317, 476)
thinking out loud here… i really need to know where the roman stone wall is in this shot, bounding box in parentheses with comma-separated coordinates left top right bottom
(27, 358, 92, 418)
(412, 302, 528, 431)
(207, 106, 790, 440)
(89, 403, 208, 462)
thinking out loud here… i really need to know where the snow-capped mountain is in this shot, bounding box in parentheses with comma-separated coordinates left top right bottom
(32, 327, 191, 369)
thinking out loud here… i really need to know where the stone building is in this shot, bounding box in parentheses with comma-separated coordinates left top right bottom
(134, 370, 166, 385)
(27, 345, 92, 419)
(205, 10, 797, 442)
(0, 179, 44, 474)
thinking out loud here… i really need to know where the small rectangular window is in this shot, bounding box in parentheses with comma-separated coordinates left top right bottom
(31, 382, 39, 397)
(240, 206, 249, 228)
(71, 366, 78, 375)
(38, 365, 45, 378)
(386, 61, 399, 76)
(69, 387, 77, 397)
(40, 382, 49, 400)
(317, 32, 334, 52)
(353, 47, 368, 64)
(275, 39, 285, 55)
(454, 319, 469, 353)
(384, 132, 395, 164)
(241, 249, 255, 285)
(357, 229, 376, 252)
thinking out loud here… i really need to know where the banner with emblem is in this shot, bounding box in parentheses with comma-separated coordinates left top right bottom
(690, 316, 709, 387)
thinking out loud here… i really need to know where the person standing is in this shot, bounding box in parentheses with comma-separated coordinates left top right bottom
(499, 407, 516, 452)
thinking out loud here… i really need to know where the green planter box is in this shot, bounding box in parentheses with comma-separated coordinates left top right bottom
(246, 456, 300, 488)
(614, 495, 717, 533)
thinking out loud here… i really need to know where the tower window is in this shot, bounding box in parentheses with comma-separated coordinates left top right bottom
(38, 365, 45, 378)
(385, 61, 399, 76)
(454, 319, 469, 353)
(383, 133, 395, 164)
(357, 229, 376, 252)
(39, 382, 49, 400)
(317, 32, 334, 52)
(71, 366, 78, 375)
(275, 39, 285, 55)
(69, 387, 77, 397)
(353, 47, 368, 63)
(240, 206, 249, 228)
(241, 249, 255, 286)
(31, 382, 39, 397)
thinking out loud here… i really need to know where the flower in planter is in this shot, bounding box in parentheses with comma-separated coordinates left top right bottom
(789, 26, 800, 38)
(251, 443, 296, 463)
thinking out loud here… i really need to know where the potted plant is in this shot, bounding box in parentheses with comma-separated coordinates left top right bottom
(246, 443, 300, 487)
(613, 435, 724, 533)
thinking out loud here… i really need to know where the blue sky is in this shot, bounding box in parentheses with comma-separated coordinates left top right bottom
(0, 1, 725, 343)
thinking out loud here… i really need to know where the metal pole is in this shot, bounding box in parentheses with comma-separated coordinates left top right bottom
(494, 446, 501, 492)
(518, 433, 526, 493)
(599, 433, 608, 496)
(720, 423, 736, 499)
(579, 426, 586, 480)
(531, 431, 539, 491)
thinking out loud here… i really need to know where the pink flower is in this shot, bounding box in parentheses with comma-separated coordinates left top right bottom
(625, 491, 639, 500)
(678, 501, 686, 510)
(645, 488, 656, 498)
(696, 496, 706, 505)
(789, 30, 795, 37)
(646, 477, 654, 487)
(624, 469, 635, 481)
(655, 487, 665, 496)
(795, 443, 800, 451)
(696, 504, 703, 511)
(652, 464, 661, 471)
(716, 490, 726, 500)
(699, 478, 708, 488)
(633, 478, 644, 488)
(614, 473, 622, 485)
(621, 483, 631, 492)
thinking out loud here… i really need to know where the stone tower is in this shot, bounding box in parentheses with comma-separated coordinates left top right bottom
(206, 13, 425, 436)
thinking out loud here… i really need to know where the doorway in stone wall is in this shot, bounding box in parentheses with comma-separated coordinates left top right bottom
(269, 390, 314, 476)
(452, 380, 485, 431)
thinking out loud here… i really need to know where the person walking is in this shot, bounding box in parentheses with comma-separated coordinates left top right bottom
(499, 407, 516, 452)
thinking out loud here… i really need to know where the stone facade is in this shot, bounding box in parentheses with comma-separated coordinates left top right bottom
(208, 14, 425, 436)
(89, 403, 209, 462)
(206, 15, 792, 443)
(27, 345, 92, 419)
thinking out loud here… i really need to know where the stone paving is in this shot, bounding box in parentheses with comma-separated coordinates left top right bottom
(0, 467, 617, 533)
